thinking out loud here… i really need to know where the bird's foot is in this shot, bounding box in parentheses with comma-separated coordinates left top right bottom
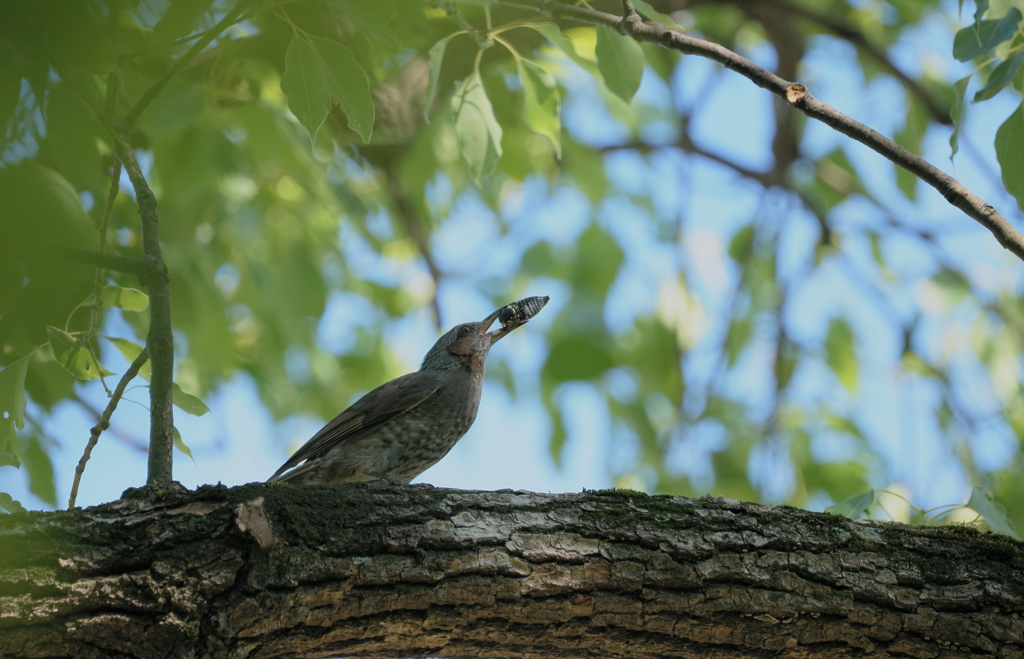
(368, 471, 406, 486)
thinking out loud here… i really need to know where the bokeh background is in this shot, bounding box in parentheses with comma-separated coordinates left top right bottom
(1, 0, 1022, 533)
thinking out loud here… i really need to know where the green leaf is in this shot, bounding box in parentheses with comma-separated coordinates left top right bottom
(950, 76, 970, 158)
(47, 327, 114, 381)
(974, 51, 1024, 102)
(728, 224, 755, 262)
(545, 335, 614, 381)
(424, 35, 455, 122)
(100, 285, 150, 312)
(281, 32, 374, 144)
(894, 96, 929, 200)
(172, 382, 209, 416)
(595, 25, 645, 103)
(173, 426, 196, 463)
(995, 104, 1024, 210)
(966, 485, 1020, 538)
(825, 317, 858, 392)
(516, 59, 561, 157)
(974, 0, 990, 23)
(0, 354, 31, 431)
(451, 71, 503, 183)
(631, 0, 678, 27)
(827, 489, 877, 518)
(724, 314, 753, 367)
(23, 435, 56, 507)
(0, 492, 25, 514)
(526, 23, 599, 75)
(103, 336, 152, 381)
(932, 267, 971, 303)
(952, 7, 1022, 62)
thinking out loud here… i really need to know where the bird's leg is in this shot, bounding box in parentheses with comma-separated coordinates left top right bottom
(368, 470, 406, 485)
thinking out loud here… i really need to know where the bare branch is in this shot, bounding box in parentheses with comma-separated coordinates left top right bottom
(68, 348, 150, 510)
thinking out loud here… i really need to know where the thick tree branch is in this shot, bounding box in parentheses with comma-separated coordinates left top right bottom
(106, 131, 175, 485)
(2, 485, 1022, 658)
(502, 0, 1024, 262)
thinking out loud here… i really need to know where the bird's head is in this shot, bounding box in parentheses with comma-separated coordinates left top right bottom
(420, 311, 500, 373)
(420, 297, 549, 372)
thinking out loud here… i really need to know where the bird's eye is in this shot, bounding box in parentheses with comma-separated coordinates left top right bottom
(458, 325, 472, 336)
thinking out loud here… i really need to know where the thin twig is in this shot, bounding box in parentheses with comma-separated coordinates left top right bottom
(84, 78, 123, 398)
(68, 348, 150, 509)
(498, 0, 1024, 262)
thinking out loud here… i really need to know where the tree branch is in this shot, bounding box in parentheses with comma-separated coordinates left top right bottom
(67, 348, 150, 510)
(61, 249, 149, 278)
(106, 130, 175, 485)
(765, 0, 950, 124)
(3, 485, 1022, 658)
(502, 0, 1024, 262)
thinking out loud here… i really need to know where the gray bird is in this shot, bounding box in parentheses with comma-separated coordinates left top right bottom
(268, 297, 548, 485)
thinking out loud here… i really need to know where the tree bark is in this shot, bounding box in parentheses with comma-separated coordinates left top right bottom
(1, 483, 1022, 658)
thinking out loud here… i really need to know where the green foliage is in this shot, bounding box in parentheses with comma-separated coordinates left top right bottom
(996, 104, 1024, 209)
(282, 32, 375, 144)
(452, 71, 503, 183)
(595, 26, 645, 103)
(0, 0, 1020, 541)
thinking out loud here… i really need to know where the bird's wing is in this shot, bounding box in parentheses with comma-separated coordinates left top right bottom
(268, 371, 445, 481)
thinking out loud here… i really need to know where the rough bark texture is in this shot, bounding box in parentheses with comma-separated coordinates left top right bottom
(1, 483, 1022, 658)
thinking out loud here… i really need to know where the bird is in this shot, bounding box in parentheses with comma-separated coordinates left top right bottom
(268, 297, 548, 485)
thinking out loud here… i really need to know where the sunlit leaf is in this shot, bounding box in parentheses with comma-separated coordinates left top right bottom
(966, 485, 1020, 538)
(100, 285, 150, 312)
(172, 382, 210, 416)
(827, 489, 877, 518)
(516, 58, 561, 157)
(47, 327, 114, 381)
(281, 32, 374, 144)
(825, 317, 858, 392)
(995, 104, 1024, 210)
(452, 70, 503, 182)
(595, 25, 645, 103)
(527, 23, 598, 74)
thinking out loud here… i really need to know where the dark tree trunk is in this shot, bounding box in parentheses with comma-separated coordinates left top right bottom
(1, 483, 1022, 658)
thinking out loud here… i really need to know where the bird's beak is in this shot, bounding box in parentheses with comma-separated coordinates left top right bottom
(480, 308, 509, 345)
